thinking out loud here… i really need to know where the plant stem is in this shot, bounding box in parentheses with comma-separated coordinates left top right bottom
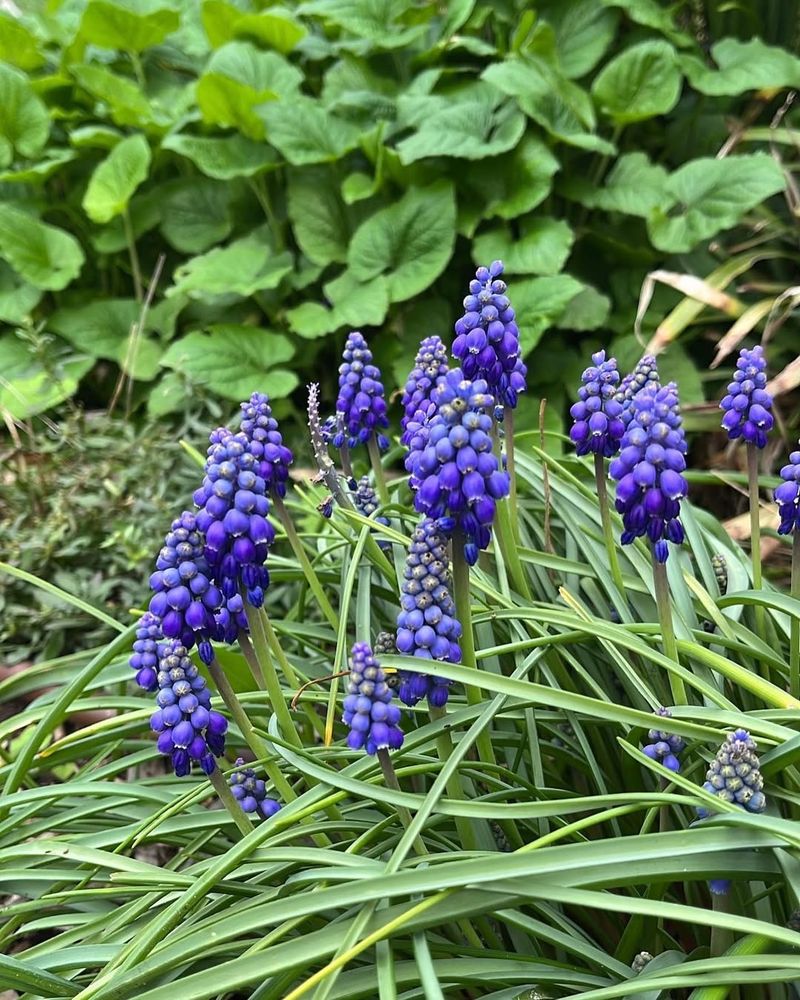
(122, 207, 142, 303)
(494, 498, 531, 599)
(273, 495, 338, 631)
(208, 767, 252, 838)
(791, 531, 800, 699)
(429, 706, 478, 852)
(206, 656, 295, 802)
(367, 435, 390, 507)
(710, 889, 734, 960)
(652, 556, 686, 705)
(244, 602, 302, 751)
(594, 453, 626, 599)
(452, 532, 496, 765)
(505, 407, 520, 543)
(376, 749, 426, 857)
(239, 633, 267, 691)
(746, 442, 766, 642)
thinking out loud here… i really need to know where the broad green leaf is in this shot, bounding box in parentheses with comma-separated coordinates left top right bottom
(286, 301, 341, 339)
(0, 62, 50, 168)
(542, 0, 618, 78)
(49, 299, 139, 360)
(202, 0, 307, 53)
(261, 96, 362, 165)
(473, 218, 574, 276)
(159, 179, 232, 253)
(167, 228, 293, 299)
(160, 325, 298, 401)
(92, 188, 161, 253)
(512, 274, 584, 350)
(71, 64, 153, 128)
(681, 38, 800, 97)
(468, 135, 560, 222)
(162, 133, 278, 179)
(484, 57, 596, 130)
(69, 125, 122, 149)
(0, 150, 75, 183)
(82, 133, 151, 224)
(0, 14, 44, 70)
(147, 371, 186, 417)
(348, 182, 456, 302)
(78, 0, 180, 51)
(600, 0, 690, 45)
(196, 42, 302, 139)
(341, 171, 377, 204)
(648, 153, 786, 253)
(557, 284, 610, 331)
(396, 94, 525, 164)
(592, 39, 682, 124)
(564, 151, 668, 217)
(287, 168, 353, 266)
(0, 205, 84, 290)
(0, 261, 41, 324)
(323, 271, 389, 328)
(298, 0, 427, 48)
(0, 336, 93, 419)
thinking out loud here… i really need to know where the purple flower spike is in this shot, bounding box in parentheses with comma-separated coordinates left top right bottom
(401, 335, 449, 446)
(342, 642, 404, 755)
(229, 758, 281, 819)
(696, 728, 766, 819)
(396, 519, 461, 708)
(239, 393, 294, 498)
(641, 707, 685, 773)
(334, 331, 390, 451)
(452, 260, 526, 408)
(609, 382, 688, 562)
(149, 639, 227, 776)
(406, 368, 509, 563)
(775, 443, 800, 535)
(130, 611, 165, 692)
(719, 345, 773, 448)
(569, 350, 625, 458)
(616, 355, 660, 428)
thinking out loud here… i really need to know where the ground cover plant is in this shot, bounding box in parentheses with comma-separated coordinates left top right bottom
(2, 251, 800, 998)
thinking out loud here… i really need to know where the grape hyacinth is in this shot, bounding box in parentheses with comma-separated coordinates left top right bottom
(616, 354, 660, 428)
(712, 553, 728, 594)
(452, 260, 526, 408)
(352, 475, 389, 532)
(148, 510, 222, 663)
(129, 611, 164, 692)
(609, 382, 688, 563)
(696, 729, 766, 819)
(342, 642, 403, 755)
(569, 350, 625, 458)
(407, 368, 509, 564)
(229, 758, 281, 819)
(775, 444, 800, 535)
(239, 392, 294, 498)
(719, 345, 773, 448)
(333, 331, 389, 451)
(400, 335, 449, 445)
(194, 428, 275, 613)
(395, 519, 462, 708)
(642, 707, 685, 773)
(149, 639, 227, 776)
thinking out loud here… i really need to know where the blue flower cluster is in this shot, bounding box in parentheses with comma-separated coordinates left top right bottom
(352, 475, 389, 529)
(401, 335, 449, 446)
(408, 368, 509, 565)
(712, 553, 728, 594)
(149, 639, 227, 776)
(129, 611, 164, 692)
(610, 382, 688, 563)
(342, 642, 403, 754)
(616, 355, 660, 428)
(642, 708, 685, 773)
(719, 346, 773, 448)
(240, 392, 294, 498)
(396, 519, 461, 708)
(775, 444, 800, 535)
(569, 350, 625, 458)
(334, 331, 389, 451)
(696, 728, 766, 819)
(452, 261, 526, 408)
(229, 758, 281, 819)
(194, 428, 275, 612)
(148, 511, 222, 663)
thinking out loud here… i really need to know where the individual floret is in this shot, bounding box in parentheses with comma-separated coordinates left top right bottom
(334, 332, 389, 451)
(569, 350, 625, 458)
(229, 758, 281, 819)
(719, 346, 773, 448)
(775, 444, 800, 535)
(129, 611, 164, 692)
(239, 392, 294, 498)
(642, 707, 686, 773)
(696, 728, 766, 819)
(342, 642, 403, 755)
(616, 355, 660, 428)
(401, 336, 449, 445)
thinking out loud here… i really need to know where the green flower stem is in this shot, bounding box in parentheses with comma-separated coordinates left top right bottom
(652, 557, 686, 706)
(367, 435, 390, 507)
(690, 933, 771, 1000)
(452, 531, 496, 766)
(239, 633, 267, 691)
(494, 499, 531, 600)
(429, 706, 478, 852)
(376, 749, 426, 857)
(746, 442, 766, 643)
(244, 602, 302, 752)
(709, 889, 734, 961)
(505, 407, 520, 543)
(594, 453, 625, 598)
(273, 494, 338, 632)
(206, 656, 295, 803)
(791, 530, 800, 699)
(208, 767, 252, 839)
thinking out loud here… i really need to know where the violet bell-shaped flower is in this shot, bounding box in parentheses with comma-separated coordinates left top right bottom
(342, 642, 403, 755)
(719, 345, 773, 448)
(334, 331, 390, 451)
(239, 392, 294, 498)
(400, 335, 449, 446)
(775, 442, 800, 535)
(569, 350, 625, 458)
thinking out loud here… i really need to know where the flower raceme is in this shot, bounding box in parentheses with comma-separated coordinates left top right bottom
(334, 331, 390, 451)
(774, 443, 800, 535)
(129, 611, 164, 692)
(407, 368, 509, 565)
(696, 728, 766, 818)
(452, 260, 526, 408)
(342, 642, 404, 754)
(149, 639, 227, 776)
(400, 335, 449, 446)
(610, 382, 688, 563)
(229, 758, 281, 819)
(719, 345, 773, 448)
(239, 392, 294, 498)
(642, 707, 685, 773)
(396, 518, 461, 708)
(616, 354, 660, 428)
(569, 350, 625, 458)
